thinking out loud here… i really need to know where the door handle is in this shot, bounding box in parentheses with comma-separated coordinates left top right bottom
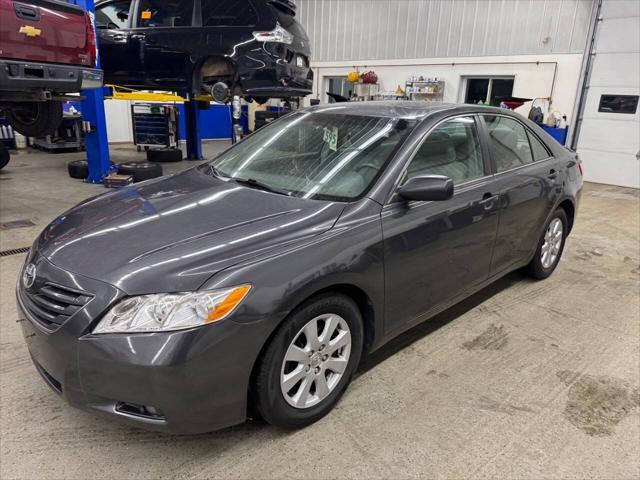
(547, 169, 558, 180)
(479, 193, 498, 210)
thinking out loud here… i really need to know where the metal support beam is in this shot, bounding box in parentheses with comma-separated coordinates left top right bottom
(71, 0, 111, 183)
(184, 101, 203, 160)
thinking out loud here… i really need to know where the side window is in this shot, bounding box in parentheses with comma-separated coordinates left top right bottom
(406, 116, 484, 183)
(201, 0, 258, 26)
(137, 0, 193, 27)
(528, 131, 551, 161)
(95, 0, 132, 29)
(483, 116, 533, 172)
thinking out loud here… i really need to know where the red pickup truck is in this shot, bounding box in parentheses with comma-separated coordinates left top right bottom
(0, 0, 103, 138)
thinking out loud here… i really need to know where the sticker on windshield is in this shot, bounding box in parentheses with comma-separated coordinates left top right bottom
(323, 127, 338, 151)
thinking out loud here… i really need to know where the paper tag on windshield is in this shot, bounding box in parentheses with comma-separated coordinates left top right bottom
(141, 9, 152, 19)
(323, 127, 338, 151)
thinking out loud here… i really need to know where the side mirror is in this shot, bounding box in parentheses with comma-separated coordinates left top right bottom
(398, 175, 454, 202)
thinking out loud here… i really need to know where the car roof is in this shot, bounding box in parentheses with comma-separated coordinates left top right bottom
(307, 101, 515, 120)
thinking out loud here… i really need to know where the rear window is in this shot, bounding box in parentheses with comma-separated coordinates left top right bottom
(137, 0, 193, 27)
(201, 0, 258, 26)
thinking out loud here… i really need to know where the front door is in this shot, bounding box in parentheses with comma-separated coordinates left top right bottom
(381, 115, 500, 335)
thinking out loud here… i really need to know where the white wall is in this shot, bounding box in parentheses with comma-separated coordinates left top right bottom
(298, 0, 593, 61)
(104, 100, 133, 143)
(310, 54, 584, 125)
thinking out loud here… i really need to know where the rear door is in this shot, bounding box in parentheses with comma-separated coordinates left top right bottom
(0, 0, 91, 66)
(381, 115, 500, 335)
(132, 0, 196, 91)
(95, 0, 138, 83)
(480, 114, 562, 275)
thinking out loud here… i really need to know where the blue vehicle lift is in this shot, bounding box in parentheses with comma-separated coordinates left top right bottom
(70, 0, 110, 183)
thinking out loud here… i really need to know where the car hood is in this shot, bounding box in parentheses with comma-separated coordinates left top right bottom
(36, 169, 344, 294)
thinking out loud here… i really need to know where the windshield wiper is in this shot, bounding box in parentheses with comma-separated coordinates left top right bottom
(232, 177, 291, 196)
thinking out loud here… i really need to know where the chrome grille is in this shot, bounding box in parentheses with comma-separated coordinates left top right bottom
(21, 282, 92, 330)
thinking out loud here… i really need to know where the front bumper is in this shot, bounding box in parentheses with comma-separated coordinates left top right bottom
(0, 58, 103, 95)
(17, 256, 265, 434)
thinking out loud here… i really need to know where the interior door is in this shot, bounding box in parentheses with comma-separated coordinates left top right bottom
(95, 0, 140, 84)
(480, 115, 562, 274)
(381, 115, 500, 335)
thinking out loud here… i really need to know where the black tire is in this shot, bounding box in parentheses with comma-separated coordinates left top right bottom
(0, 143, 10, 170)
(117, 162, 163, 182)
(7, 101, 63, 137)
(525, 208, 568, 279)
(254, 293, 363, 429)
(68, 159, 89, 179)
(68, 160, 116, 179)
(146, 147, 182, 163)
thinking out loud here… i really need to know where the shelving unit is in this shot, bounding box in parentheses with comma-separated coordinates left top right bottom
(30, 114, 84, 152)
(405, 80, 445, 101)
(131, 103, 179, 151)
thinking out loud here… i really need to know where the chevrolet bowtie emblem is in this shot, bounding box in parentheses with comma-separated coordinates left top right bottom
(19, 25, 42, 37)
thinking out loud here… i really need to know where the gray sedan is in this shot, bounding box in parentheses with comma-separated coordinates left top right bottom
(17, 102, 583, 433)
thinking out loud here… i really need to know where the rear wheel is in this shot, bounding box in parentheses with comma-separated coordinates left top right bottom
(7, 101, 63, 137)
(526, 208, 567, 279)
(254, 294, 363, 429)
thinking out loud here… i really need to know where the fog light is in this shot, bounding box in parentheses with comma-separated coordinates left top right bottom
(115, 401, 165, 420)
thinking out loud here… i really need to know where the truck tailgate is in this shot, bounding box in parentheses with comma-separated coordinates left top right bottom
(0, 0, 93, 67)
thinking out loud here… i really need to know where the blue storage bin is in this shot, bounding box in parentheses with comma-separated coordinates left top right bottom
(538, 124, 568, 145)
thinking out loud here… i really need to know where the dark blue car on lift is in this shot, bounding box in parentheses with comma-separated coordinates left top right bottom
(94, 0, 313, 101)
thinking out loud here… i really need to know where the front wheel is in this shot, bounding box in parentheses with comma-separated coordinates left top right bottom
(254, 294, 363, 429)
(526, 208, 568, 279)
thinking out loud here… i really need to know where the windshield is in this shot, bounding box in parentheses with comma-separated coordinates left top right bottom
(202, 111, 411, 201)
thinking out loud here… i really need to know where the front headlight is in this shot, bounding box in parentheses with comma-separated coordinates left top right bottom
(93, 285, 251, 334)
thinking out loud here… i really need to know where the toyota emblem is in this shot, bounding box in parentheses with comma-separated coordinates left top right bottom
(23, 263, 36, 289)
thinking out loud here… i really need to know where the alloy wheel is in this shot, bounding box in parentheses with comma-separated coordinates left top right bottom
(280, 313, 351, 409)
(541, 218, 563, 269)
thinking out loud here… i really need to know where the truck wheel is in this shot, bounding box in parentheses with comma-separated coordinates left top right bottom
(117, 162, 163, 182)
(0, 143, 10, 170)
(8, 101, 63, 137)
(146, 148, 182, 163)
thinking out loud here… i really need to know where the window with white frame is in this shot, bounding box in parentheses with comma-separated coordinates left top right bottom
(464, 77, 514, 106)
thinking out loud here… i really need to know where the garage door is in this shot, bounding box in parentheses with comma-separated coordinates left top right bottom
(575, 0, 640, 188)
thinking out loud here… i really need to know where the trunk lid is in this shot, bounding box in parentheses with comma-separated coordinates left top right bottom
(0, 0, 95, 66)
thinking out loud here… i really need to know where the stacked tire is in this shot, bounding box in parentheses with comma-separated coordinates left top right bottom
(68, 160, 163, 183)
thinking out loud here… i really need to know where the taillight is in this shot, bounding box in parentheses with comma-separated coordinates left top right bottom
(577, 156, 584, 176)
(85, 12, 97, 67)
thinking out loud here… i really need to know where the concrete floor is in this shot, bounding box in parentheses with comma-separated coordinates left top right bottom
(1, 146, 639, 479)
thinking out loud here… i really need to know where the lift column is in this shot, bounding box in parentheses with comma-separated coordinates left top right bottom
(184, 100, 203, 160)
(72, 0, 111, 183)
